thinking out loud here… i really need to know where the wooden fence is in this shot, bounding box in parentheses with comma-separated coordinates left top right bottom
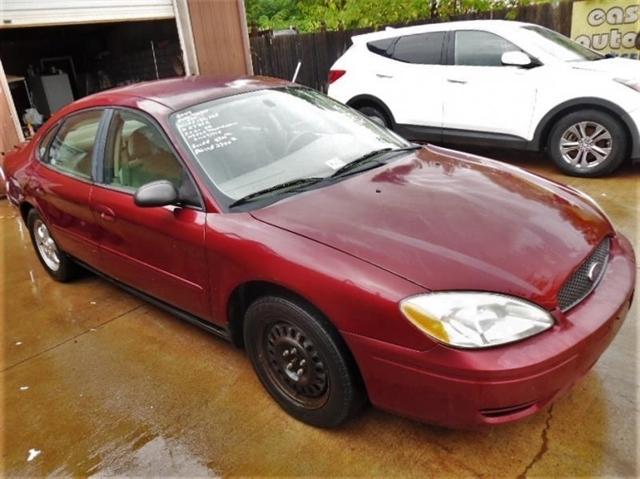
(249, 1, 574, 92)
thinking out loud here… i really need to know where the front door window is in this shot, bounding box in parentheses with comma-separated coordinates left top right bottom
(104, 110, 200, 206)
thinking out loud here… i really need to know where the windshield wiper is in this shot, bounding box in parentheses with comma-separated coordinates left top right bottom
(229, 177, 323, 208)
(329, 145, 421, 179)
(228, 146, 421, 209)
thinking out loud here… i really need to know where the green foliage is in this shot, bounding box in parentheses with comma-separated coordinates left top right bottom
(245, 0, 537, 32)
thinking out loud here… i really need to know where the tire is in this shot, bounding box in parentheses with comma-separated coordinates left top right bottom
(27, 209, 78, 282)
(243, 295, 365, 428)
(357, 105, 390, 128)
(547, 109, 627, 177)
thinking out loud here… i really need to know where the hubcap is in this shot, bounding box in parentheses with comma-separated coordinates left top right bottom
(560, 121, 612, 169)
(33, 219, 60, 271)
(262, 322, 329, 409)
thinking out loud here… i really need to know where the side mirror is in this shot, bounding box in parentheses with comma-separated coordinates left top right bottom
(501, 51, 533, 67)
(134, 180, 178, 207)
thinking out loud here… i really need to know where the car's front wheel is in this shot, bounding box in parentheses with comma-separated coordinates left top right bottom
(547, 109, 627, 177)
(243, 295, 365, 428)
(27, 209, 78, 282)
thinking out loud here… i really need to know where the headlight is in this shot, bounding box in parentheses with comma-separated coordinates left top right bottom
(614, 78, 640, 92)
(400, 292, 554, 349)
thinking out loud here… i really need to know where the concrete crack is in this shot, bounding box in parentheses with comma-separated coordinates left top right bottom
(2, 304, 143, 373)
(517, 405, 554, 479)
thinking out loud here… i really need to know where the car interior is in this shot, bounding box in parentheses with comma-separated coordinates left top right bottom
(48, 117, 100, 179)
(180, 91, 375, 199)
(109, 118, 183, 189)
(105, 113, 201, 206)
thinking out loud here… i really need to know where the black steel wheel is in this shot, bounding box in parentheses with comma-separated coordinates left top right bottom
(263, 321, 330, 409)
(244, 295, 365, 428)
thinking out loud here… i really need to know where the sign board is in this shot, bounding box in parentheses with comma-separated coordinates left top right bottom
(571, 1, 640, 59)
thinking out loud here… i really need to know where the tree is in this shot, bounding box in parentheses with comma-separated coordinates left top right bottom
(245, 0, 534, 32)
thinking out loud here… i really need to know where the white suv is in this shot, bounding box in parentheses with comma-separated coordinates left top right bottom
(328, 20, 640, 177)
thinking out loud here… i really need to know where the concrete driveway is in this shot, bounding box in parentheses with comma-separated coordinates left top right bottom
(2, 151, 638, 477)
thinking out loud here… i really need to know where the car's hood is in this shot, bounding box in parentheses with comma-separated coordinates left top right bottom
(251, 146, 612, 309)
(570, 58, 640, 78)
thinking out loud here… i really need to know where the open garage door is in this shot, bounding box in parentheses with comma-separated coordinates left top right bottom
(0, 0, 175, 28)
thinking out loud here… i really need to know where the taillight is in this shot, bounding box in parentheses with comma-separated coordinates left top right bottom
(328, 70, 346, 84)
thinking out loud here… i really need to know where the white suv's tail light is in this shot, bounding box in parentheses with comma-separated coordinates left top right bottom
(328, 70, 346, 84)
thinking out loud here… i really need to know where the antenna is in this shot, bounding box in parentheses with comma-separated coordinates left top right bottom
(292, 61, 302, 83)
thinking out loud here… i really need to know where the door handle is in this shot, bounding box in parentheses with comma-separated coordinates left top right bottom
(95, 205, 116, 222)
(447, 78, 467, 84)
(376, 73, 394, 79)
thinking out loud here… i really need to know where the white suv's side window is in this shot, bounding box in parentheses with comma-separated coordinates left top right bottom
(392, 32, 445, 65)
(366, 32, 445, 65)
(454, 31, 521, 67)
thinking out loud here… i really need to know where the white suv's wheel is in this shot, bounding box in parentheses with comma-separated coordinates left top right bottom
(357, 106, 390, 128)
(548, 109, 627, 177)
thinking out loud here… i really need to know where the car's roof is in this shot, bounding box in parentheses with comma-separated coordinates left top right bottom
(76, 75, 292, 112)
(352, 19, 531, 43)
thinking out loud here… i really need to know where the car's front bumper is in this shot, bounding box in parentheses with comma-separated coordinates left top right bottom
(343, 233, 636, 429)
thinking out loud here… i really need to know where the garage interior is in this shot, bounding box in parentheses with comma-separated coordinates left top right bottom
(0, 20, 183, 138)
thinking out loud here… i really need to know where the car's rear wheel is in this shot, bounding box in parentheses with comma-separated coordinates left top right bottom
(547, 109, 627, 177)
(357, 105, 389, 128)
(243, 295, 365, 428)
(27, 209, 78, 282)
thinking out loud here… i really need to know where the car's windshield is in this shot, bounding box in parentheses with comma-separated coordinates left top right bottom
(519, 25, 603, 62)
(171, 87, 410, 203)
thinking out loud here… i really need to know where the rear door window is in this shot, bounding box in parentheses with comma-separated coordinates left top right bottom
(391, 32, 445, 64)
(367, 37, 396, 57)
(44, 110, 103, 180)
(37, 125, 59, 161)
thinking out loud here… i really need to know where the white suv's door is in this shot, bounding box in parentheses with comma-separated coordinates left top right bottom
(367, 31, 447, 130)
(442, 30, 538, 140)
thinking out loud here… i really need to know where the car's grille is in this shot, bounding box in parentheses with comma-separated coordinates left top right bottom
(557, 238, 611, 312)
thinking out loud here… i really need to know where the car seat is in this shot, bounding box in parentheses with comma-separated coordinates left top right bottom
(125, 129, 182, 188)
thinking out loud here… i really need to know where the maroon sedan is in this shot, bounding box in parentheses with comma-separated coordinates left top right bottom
(3, 77, 635, 429)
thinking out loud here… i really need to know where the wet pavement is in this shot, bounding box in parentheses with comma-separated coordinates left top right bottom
(2, 151, 638, 477)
